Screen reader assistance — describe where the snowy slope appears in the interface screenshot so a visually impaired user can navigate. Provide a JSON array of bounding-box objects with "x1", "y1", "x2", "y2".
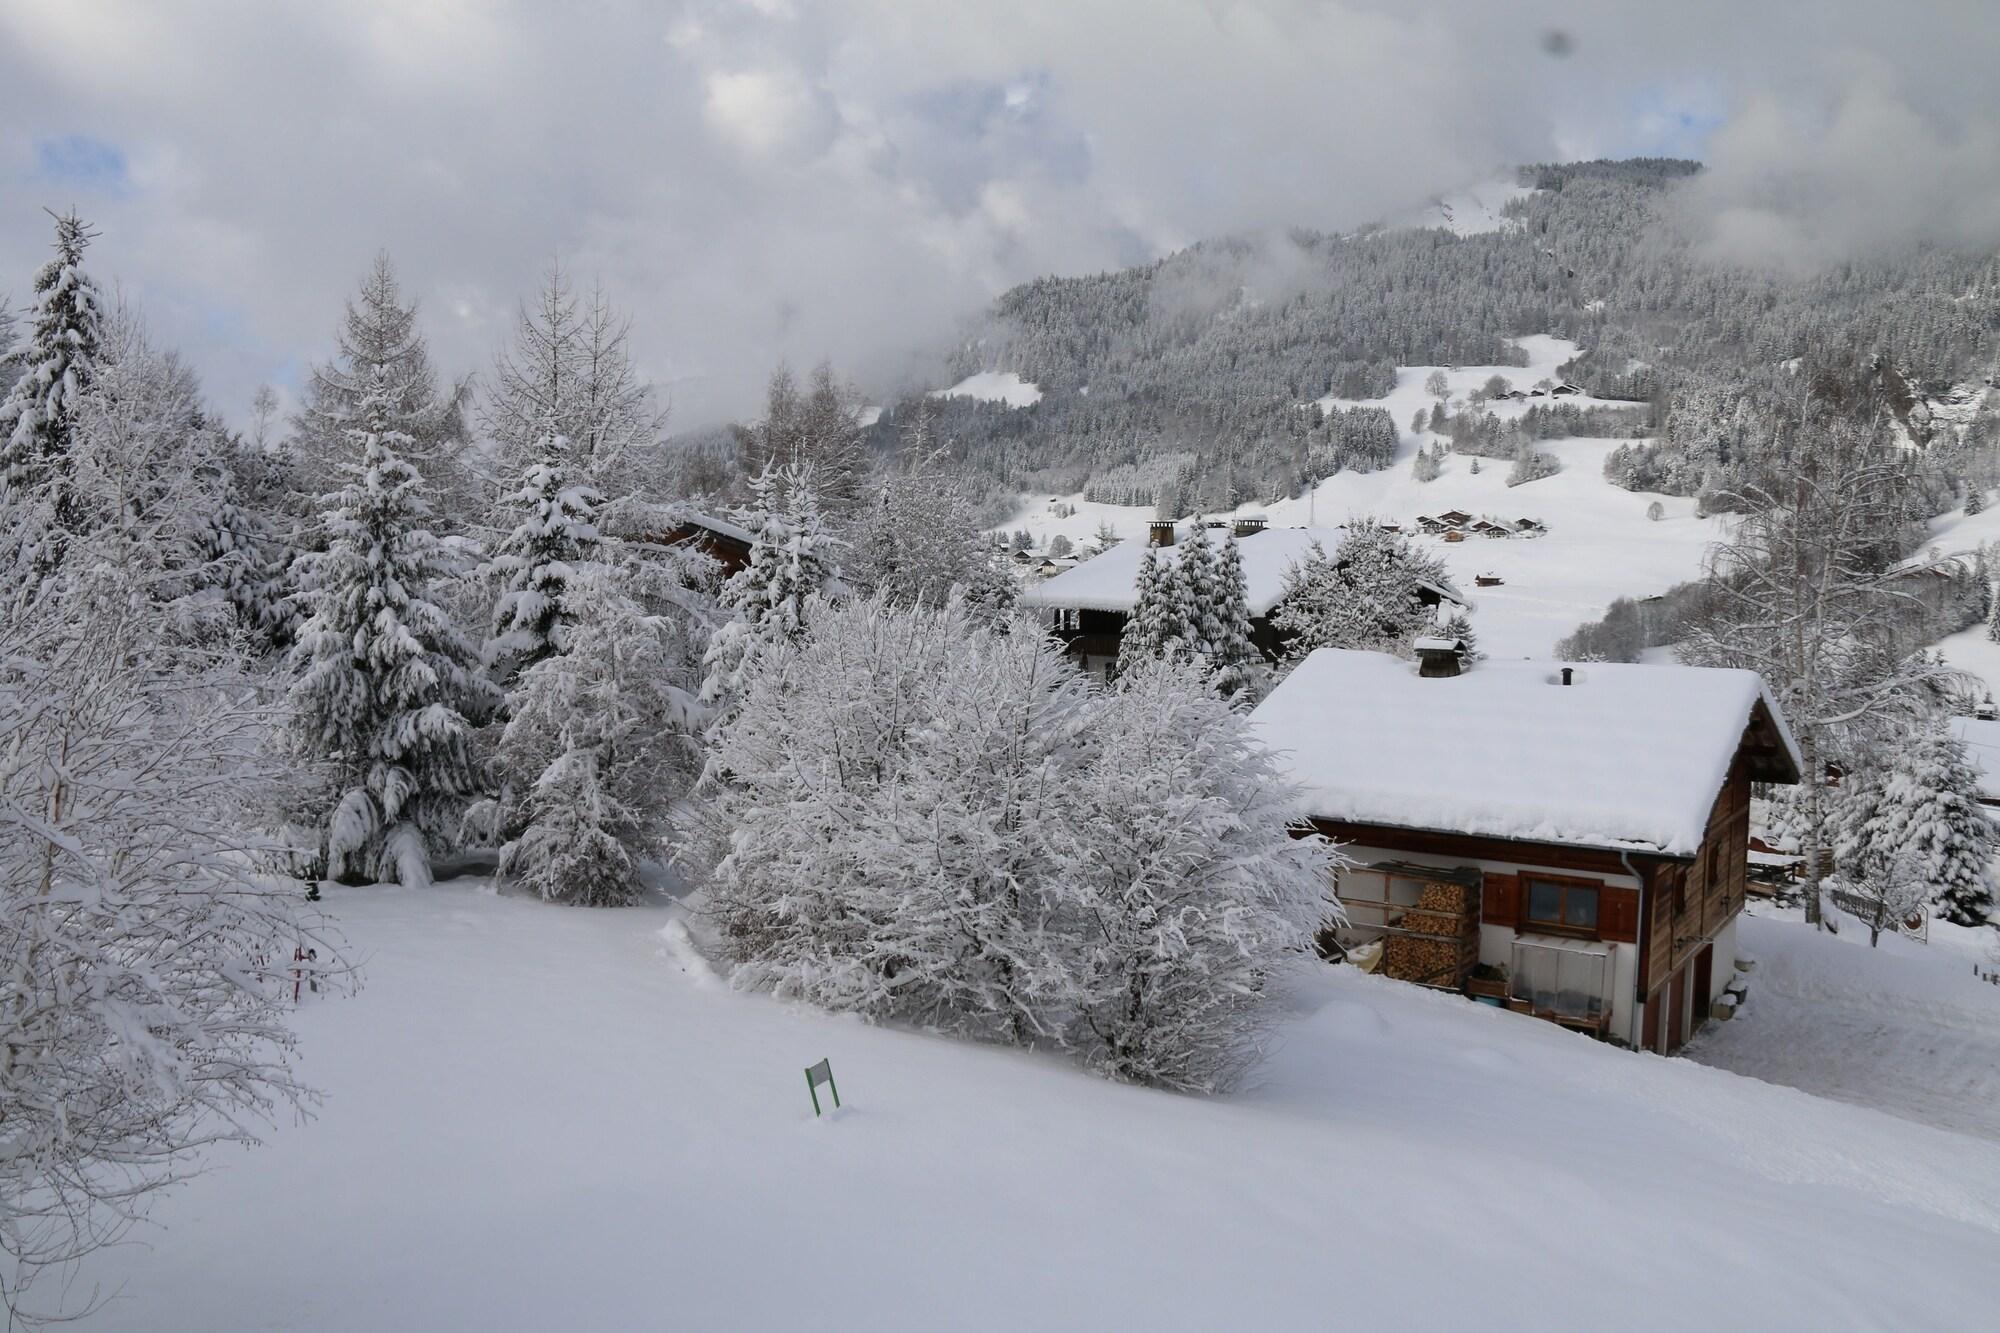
[
  {"x1": 1000, "y1": 337, "x2": 1723, "y2": 659},
  {"x1": 1913, "y1": 499, "x2": 2000, "y2": 701},
  {"x1": 1388, "y1": 178, "x2": 1538, "y2": 235},
  {"x1": 933, "y1": 370, "x2": 1043, "y2": 407},
  {"x1": 67, "y1": 882, "x2": 2000, "y2": 1331},
  {"x1": 1689, "y1": 906, "x2": 2000, "y2": 1143}
]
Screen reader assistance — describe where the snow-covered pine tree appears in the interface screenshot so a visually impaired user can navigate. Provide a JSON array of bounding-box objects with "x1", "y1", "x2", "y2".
[
  {"x1": 0, "y1": 210, "x2": 105, "y2": 544},
  {"x1": 495, "y1": 566, "x2": 703, "y2": 906},
  {"x1": 1861, "y1": 724, "x2": 1995, "y2": 927},
  {"x1": 1987, "y1": 572, "x2": 2000, "y2": 645},
  {"x1": 1176, "y1": 532, "x2": 1222, "y2": 659},
  {"x1": 288, "y1": 367, "x2": 497, "y2": 886},
  {"x1": 483, "y1": 414, "x2": 602, "y2": 683},
  {"x1": 1208, "y1": 530, "x2": 1262, "y2": 699},
  {"x1": 1273, "y1": 520, "x2": 1449, "y2": 659},
  {"x1": 698, "y1": 464, "x2": 837, "y2": 727},
  {"x1": 1966, "y1": 486, "x2": 1986, "y2": 516},
  {"x1": 1120, "y1": 540, "x2": 1197, "y2": 671},
  {"x1": 1442, "y1": 609, "x2": 1480, "y2": 665},
  {"x1": 204, "y1": 475, "x2": 297, "y2": 652},
  {"x1": 1059, "y1": 655, "x2": 1340, "y2": 1090}
]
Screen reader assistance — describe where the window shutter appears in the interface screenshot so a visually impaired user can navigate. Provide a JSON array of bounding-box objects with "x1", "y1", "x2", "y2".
[
  {"x1": 1601, "y1": 886, "x2": 1640, "y2": 943},
  {"x1": 1483, "y1": 873, "x2": 1519, "y2": 926}
]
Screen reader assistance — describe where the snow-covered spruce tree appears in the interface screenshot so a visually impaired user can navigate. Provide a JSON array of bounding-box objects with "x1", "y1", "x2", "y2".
[
  {"x1": 288, "y1": 368, "x2": 497, "y2": 886},
  {"x1": 697, "y1": 464, "x2": 837, "y2": 728},
  {"x1": 1986, "y1": 574, "x2": 2000, "y2": 646},
  {"x1": 1177, "y1": 532, "x2": 1222, "y2": 658},
  {"x1": 0, "y1": 210, "x2": 105, "y2": 545},
  {"x1": 1119, "y1": 541, "x2": 1194, "y2": 670},
  {"x1": 1858, "y1": 724, "x2": 1995, "y2": 927},
  {"x1": 482, "y1": 414, "x2": 602, "y2": 684},
  {"x1": 0, "y1": 537, "x2": 339, "y2": 1316},
  {"x1": 1207, "y1": 531, "x2": 1263, "y2": 699},
  {"x1": 494, "y1": 567, "x2": 704, "y2": 906},
  {"x1": 1442, "y1": 609, "x2": 1480, "y2": 665},
  {"x1": 291, "y1": 253, "x2": 473, "y2": 516},
  {"x1": 1967, "y1": 486, "x2": 1986, "y2": 516},
  {"x1": 1273, "y1": 520, "x2": 1450, "y2": 660},
  {"x1": 203, "y1": 466, "x2": 297, "y2": 653},
  {"x1": 1057, "y1": 655, "x2": 1340, "y2": 1091}
]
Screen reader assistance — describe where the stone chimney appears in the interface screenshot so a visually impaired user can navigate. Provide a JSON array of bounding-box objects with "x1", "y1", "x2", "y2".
[
  {"x1": 1414, "y1": 636, "x2": 1465, "y2": 678},
  {"x1": 1148, "y1": 520, "x2": 1177, "y2": 548},
  {"x1": 1233, "y1": 515, "x2": 1267, "y2": 538}
]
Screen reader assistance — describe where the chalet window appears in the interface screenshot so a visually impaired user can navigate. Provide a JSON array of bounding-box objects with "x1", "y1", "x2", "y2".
[
  {"x1": 1525, "y1": 878, "x2": 1599, "y2": 932},
  {"x1": 1671, "y1": 864, "x2": 1688, "y2": 914}
]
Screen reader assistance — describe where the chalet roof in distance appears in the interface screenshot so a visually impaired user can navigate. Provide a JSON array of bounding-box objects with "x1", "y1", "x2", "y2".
[
  {"x1": 1249, "y1": 649, "x2": 1803, "y2": 858},
  {"x1": 1019, "y1": 525, "x2": 1463, "y2": 617}
]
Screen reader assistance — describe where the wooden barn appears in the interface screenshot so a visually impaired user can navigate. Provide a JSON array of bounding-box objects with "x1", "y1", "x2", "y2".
[
  {"x1": 1249, "y1": 646, "x2": 1801, "y2": 1053},
  {"x1": 1021, "y1": 520, "x2": 1463, "y2": 679}
]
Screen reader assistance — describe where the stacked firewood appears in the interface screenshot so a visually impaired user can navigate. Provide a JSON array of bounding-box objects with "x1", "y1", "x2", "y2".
[{"x1": 1381, "y1": 881, "x2": 1476, "y2": 986}]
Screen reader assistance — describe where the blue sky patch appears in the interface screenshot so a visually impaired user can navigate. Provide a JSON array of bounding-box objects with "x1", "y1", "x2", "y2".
[{"x1": 33, "y1": 135, "x2": 132, "y2": 194}]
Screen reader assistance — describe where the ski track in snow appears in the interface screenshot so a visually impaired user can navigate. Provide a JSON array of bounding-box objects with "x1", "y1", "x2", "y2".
[{"x1": 66, "y1": 882, "x2": 2000, "y2": 1332}]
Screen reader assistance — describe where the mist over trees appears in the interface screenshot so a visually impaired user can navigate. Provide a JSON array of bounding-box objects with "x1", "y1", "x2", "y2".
[{"x1": 850, "y1": 159, "x2": 1997, "y2": 531}]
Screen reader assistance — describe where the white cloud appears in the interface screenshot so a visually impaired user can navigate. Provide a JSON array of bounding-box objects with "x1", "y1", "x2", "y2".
[{"x1": 1, "y1": 1, "x2": 1997, "y2": 428}]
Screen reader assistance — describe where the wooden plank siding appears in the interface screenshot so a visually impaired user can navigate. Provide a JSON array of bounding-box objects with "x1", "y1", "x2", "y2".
[{"x1": 1640, "y1": 754, "x2": 1750, "y2": 997}]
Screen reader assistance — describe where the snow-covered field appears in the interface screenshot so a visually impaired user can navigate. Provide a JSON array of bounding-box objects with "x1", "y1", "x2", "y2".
[
  {"x1": 934, "y1": 369, "x2": 1043, "y2": 407},
  {"x1": 66, "y1": 881, "x2": 2000, "y2": 1331},
  {"x1": 1916, "y1": 499, "x2": 2000, "y2": 701},
  {"x1": 1689, "y1": 906, "x2": 2000, "y2": 1144},
  {"x1": 1386, "y1": 178, "x2": 1538, "y2": 236},
  {"x1": 1001, "y1": 337, "x2": 1724, "y2": 658}
]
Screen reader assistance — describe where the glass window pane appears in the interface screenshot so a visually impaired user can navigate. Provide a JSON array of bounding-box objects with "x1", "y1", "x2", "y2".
[
  {"x1": 1565, "y1": 887, "x2": 1600, "y2": 929},
  {"x1": 1527, "y1": 880, "x2": 1561, "y2": 923}
]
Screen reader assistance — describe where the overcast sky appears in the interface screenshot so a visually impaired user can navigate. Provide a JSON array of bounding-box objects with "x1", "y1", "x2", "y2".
[{"x1": 4, "y1": 1, "x2": 1999, "y2": 430}]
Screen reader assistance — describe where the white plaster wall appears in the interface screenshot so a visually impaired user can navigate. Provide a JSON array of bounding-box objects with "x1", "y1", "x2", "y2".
[{"x1": 1709, "y1": 915, "x2": 1739, "y2": 1003}]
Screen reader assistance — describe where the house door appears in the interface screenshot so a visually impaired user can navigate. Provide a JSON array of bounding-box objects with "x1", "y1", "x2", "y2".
[
  {"x1": 1666, "y1": 967, "x2": 1687, "y2": 1052},
  {"x1": 1691, "y1": 945, "x2": 1714, "y2": 1030}
]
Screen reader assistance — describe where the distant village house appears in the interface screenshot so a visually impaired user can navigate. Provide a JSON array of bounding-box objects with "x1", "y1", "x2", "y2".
[{"x1": 1021, "y1": 520, "x2": 1463, "y2": 678}]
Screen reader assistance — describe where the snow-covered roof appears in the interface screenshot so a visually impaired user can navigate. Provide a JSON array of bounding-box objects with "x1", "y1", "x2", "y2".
[
  {"x1": 1023, "y1": 525, "x2": 1434, "y2": 618},
  {"x1": 1948, "y1": 717, "x2": 2000, "y2": 802},
  {"x1": 1249, "y1": 650, "x2": 1803, "y2": 858},
  {"x1": 683, "y1": 510, "x2": 754, "y2": 547}
]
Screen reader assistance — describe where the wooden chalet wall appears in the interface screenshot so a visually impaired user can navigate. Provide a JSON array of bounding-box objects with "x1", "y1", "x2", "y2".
[{"x1": 1636, "y1": 751, "x2": 1751, "y2": 1051}]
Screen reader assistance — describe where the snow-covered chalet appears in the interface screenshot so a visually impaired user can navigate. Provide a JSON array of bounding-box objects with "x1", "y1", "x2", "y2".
[
  {"x1": 1020, "y1": 519, "x2": 1463, "y2": 679},
  {"x1": 1249, "y1": 645, "x2": 1802, "y2": 1054}
]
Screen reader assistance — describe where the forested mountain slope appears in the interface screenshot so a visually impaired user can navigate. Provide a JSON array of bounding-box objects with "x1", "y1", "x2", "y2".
[{"x1": 892, "y1": 159, "x2": 2000, "y2": 517}]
